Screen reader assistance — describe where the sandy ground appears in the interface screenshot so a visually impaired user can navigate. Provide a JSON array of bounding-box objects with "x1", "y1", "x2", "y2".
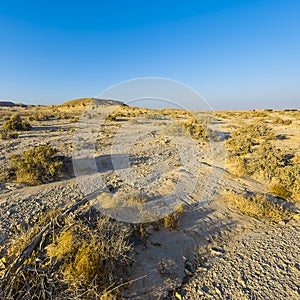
[{"x1": 0, "y1": 107, "x2": 299, "y2": 299}]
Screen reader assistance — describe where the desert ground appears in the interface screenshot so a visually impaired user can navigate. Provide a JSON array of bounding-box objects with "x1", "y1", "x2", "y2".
[{"x1": 0, "y1": 100, "x2": 299, "y2": 299}]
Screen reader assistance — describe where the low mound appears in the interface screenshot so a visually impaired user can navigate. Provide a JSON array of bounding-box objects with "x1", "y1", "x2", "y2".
[
  {"x1": 61, "y1": 97, "x2": 124, "y2": 107},
  {"x1": 0, "y1": 101, "x2": 27, "y2": 107}
]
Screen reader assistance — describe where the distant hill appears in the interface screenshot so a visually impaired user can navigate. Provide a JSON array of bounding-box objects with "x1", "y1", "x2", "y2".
[
  {"x1": 61, "y1": 98, "x2": 125, "y2": 107},
  {"x1": 0, "y1": 101, "x2": 28, "y2": 107}
]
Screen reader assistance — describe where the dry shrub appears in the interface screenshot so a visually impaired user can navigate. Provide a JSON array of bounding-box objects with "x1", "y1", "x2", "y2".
[
  {"x1": 144, "y1": 113, "x2": 166, "y2": 120},
  {"x1": 182, "y1": 116, "x2": 208, "y2": 140},
  {"x1": 223, "y1": 191, "x2": 291, "y2": 222},
  {"x1": 47, "y1": 230, "x2": 74, "y2": 259},
  {"x1": 162, "y1": 203, "x2": 185, "y2": 229},
  {"x1": 3, "y1": 144, "x2": 64, "y2": 185},
  {"x1": 6, "y1": 209, "x2": 62, "y2": 266},
  {"x1": 161, "y1": 108, "x2": 185, "y2": 118},
  {"x1": 47, "y1": 213, "x2": 133, "y2": 298},
  {"x1": 107, "y1": 114, "x2": 117, "y2": 121},
  {"x1": 226, "y1": 120, "x2": 299, "y2": 203},
  {"x1": 269, "y1": 184, "x2": 291, "y2": 199},
  {"x1": 226, "y1": 120, "x2": 275, "y2": 156},
  {"x1": 250, "y1": 111, "x2": 268, "y2": 118},
  {"x1": 2, "y1": 113, "x2": 31, "y2": 131},
  {"x1": 272, "y1": 117, "x2": 293, "y2": 125},
  {"x1": 162, "y1": 121, "x2": 187, "y2": 137},
  {"x1": 0, "y1": 130, "x2": 18, "y2": 140},
  {"x1": 226, "y1": 156, "x2": 248, "y2": 177},
  {"x1": 2, "y1": 209, "x2": 133, "y2": 299},
  {"x1": 249, "y1": 145, "x2": 299, "y2": 198},
  {"x1": 31, "y1": 113, "x2": 50, "y2": 121}
]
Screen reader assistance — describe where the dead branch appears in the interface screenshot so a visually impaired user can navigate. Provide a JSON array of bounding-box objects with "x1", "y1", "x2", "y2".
[{"x1": 0, "y1": 188, "x2": 103, "y2": 294}]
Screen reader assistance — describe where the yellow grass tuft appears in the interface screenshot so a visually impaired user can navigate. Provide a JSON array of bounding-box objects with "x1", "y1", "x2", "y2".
[{"x1": 222, "y1": 191, "x2": 291, "y2": 222}]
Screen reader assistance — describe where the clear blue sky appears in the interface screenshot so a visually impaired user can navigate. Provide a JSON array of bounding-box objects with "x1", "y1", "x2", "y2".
[{"x1": 0, "y1": 0, "x2": 299, "y2": 110}]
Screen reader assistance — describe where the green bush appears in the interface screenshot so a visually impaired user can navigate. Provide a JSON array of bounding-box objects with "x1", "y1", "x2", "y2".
[
  {"x1": 2, "y1": 114, "x2": 31, "y2": 131},
  {"x1": 4, "y1": 145, "x2": 64, "y2": 185}
]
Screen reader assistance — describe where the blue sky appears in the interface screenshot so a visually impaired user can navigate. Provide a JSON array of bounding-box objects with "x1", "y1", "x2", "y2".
[{"x1": 0, "y1": 0, "x2": 299, "y2": 109}]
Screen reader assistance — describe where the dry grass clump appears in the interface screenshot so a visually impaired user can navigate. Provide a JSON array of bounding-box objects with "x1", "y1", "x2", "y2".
[
  {"x1": 226, "y1": 120, "x2": 275, "y2": 156},
  {"x1": 161, "y1": 108, "x2": 185, "y2": 118},
  {"x1": 0, "y1": 130, "x2": 18, "y2": 140},
  {"x1": 106, "y1": 114, "x2": 117, "y2": 121},
  {"x1": 226, "y1": 120, "x2": 300, "y2": 201},
  {"x1": 144, "y1": 113, "x2": 166, "y2": 120},
  {"x1": 7, "y1": 209, "x2": 62, "y2": 261},
  {"x1": 162, "y1": 121, "x2": 188, "y2": 137},
  {"x1": 223, "y1": 191, "x2": 291, "y2": 222},
  {"x1": 269, "y1": 184, "x2": 291, "y2": 199},
  {"x1": 182, "y1": 116, "x2": 208, "y2": 140},
  {"x1": 161, "y1": 203, "x2": 185, "y2": 229},
  {"x1": 271, "y1": 117, "x2": 293, "y2": 125},
  {"x1": 47, "y1": 215, "x2": 132, "y2": 293},
  {"x1": 161, "y1": 114, "x2": 215, "y2": 141},
  {"x1": 104, "y1": 106, "x2": 145, "y2": 121},
  {"x1": 1, "y1": 208, "x2": 133, "y2": 299},
  {"x1": 248, "y1": 145, "x2": 299, "y2": 200},
  {"x1": 250, "y1": 111, "x2": 269, "y2": 118},
  {"x1": 2, "y1": 113, "x2": 31, "y2": 131},
  {"x1": 2, "y1": 144, "x2": 64, "y2": 185},
  {"x1": 27, "y1": 112, "x2": 53, "y2": 121}
]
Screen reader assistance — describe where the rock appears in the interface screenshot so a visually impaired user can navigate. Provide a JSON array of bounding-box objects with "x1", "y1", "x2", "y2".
[
  {"x1": 16, "y1": 221, "x2": 27, "y2": 232},
  {"x1": 184, "y1": 268, "x2": 193, "y2": 276},
  {"x1": 278, "y1": 220, "x2": 286, "y2": 226},
  {"x1": 210, "y1": 247, "x2": 225, "y2": 255}
]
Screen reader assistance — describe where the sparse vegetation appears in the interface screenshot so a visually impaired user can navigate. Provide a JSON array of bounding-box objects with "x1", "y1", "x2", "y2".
[
  {"x1": 222, "y1": 191, "x2": 291, "y2": 222},
  {"x1": 2, "y1": 144, "x2": 64, "y2": 185},
  {"x1": 226, "y1": 120, "x2": 299, "y2": 201},
  {"x1": 2, "y1": 207, "x2": 133, "y2": 299},
  {"x1": 47, "y1": 214, "x2": 132, "y2": 295},
  {"x1": 2, "y1": 113, "x2": 31, "y2": 131},
  {"x1": 0, "y1": 105, "x2": 299, "y2": 299},
  {"x1": 0, "y1": 130, "x2": 18, "y2": 140},
  {"x1": 226, "y1": 120, "x2": 275, "y2": 156},
  {"x1": 107, "y1": 114, "x2": 117, "y2": 121},
  {"x1": 182, "y1": 116, "x2": 208, "y2": 140},
  {"x1": 272, "y1": 117, "x2": 293, "y2": 125},
  {"x1": 269, "y1": 184, "x2": 291, "y2": 199},
  {"x1": 162, "y1": 203, "x2": 185, "y2": 229}
]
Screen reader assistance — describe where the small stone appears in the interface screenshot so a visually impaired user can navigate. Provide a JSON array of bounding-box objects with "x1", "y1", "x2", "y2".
[
  {"x1": 16, "y1": 221, "x2": 27, "y2": 232},
  {"x1": 184, "y1": 268, "x2": 193, "y2": 276},
  {"x1": 210, "y1": 247, "x2": 225, "y2": 255}
]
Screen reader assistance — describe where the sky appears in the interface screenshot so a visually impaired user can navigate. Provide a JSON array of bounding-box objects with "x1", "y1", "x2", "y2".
[{"x1": 0, "y1": 0, "x2": 299, "y2": 110}]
